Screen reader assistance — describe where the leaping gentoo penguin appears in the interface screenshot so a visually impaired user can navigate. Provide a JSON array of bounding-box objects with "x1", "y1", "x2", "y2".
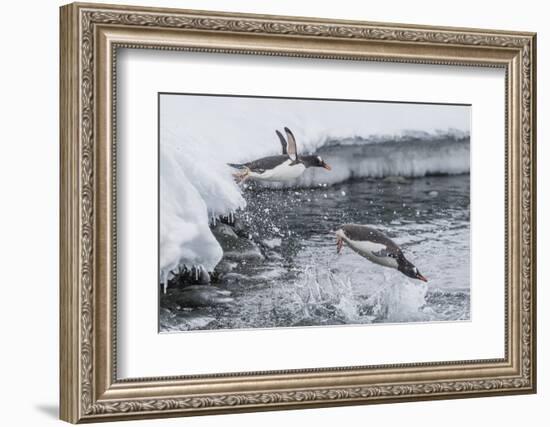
[
  {"x1": 336, "y1": 224, "x2": 428, "y2": 282},
  {"x1": 228, "y1": 127, "x2": 331, "y2": 184}
]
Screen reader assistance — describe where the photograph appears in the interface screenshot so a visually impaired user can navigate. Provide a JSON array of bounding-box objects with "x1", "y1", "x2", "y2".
[
  {"x1": 158, "y1": 93, "x2": 471, "y2": 332},
  {"x1": 55, "y1": 2, "x2": 536, "y2": 422}
]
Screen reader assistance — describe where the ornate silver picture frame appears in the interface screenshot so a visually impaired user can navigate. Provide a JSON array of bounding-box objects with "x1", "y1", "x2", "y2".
[{"x1": 60, "y1": 2, "x2": 536, "y2": 423}]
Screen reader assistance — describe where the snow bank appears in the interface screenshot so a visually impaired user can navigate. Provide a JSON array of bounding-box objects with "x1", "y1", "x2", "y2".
[{"x1": 159, "y1": 135, "x2": 245, "y2": 281}]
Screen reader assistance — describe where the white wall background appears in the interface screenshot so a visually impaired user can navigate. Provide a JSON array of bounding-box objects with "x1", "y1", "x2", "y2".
[{"x1": 0, "y1": 0, "x2": 545, "y2": 425}]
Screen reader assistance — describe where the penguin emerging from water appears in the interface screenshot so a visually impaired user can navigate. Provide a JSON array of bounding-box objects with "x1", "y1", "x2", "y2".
[
  {"x1": 228, "y1": 127, "x2": 331, "y2": 184},
  {"x1": 335, "y1": 224, "x2": 428, "y2": 282}
]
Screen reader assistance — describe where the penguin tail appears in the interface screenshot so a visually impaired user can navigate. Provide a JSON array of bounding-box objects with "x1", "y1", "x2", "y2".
[{"x1": 227, "y1": 163, "x2": 246, "y2": 169}]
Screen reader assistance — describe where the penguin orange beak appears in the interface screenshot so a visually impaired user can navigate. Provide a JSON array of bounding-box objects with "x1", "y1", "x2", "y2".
[
  {"x1": 323, "y1": 162, "x2": 332, "y2": 171},
  {"x1": 416, "y1": 272, "x2": 428, "y2": 282}
]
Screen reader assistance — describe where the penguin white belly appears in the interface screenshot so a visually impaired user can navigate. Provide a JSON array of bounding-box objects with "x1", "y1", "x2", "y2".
[
  {"x1": 346, "y1": 239, "x2": 399, "y2": 269},
  {"x1": 250, "y1": 160, "x2": 306, "y2": 182}
]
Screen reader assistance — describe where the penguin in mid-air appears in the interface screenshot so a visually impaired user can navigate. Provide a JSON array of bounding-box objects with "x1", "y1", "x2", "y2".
[
  {"x1": 336, "y1": 224, "x2": 428, "y2": 282},
  {"x1": 229, "y1": 127, "x2": 331, "y2": 184}
]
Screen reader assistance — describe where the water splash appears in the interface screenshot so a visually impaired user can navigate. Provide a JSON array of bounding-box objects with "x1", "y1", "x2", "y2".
[
  {"x1": 363, "y1": 274, "x2": 429, "y2": 323},
  {"x1": 286, "y1": 259, "x2": 430, "y2": 326},
  {"x1": 289, "y1": 264, "x2": 360, "y2": 325}
]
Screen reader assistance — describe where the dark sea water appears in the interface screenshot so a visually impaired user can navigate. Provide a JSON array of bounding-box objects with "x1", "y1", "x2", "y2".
[{"x1": 160, "y1": 174, "x2": 471, "y2": 332}]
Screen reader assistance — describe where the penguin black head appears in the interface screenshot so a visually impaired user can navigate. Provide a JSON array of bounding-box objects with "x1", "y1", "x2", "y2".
[
  {"x1": 302, "y1": 155, "x2": 332, "y2": 170},
  {"x1": 398, "y1": 258, "x2": 427, "y2": 282}
]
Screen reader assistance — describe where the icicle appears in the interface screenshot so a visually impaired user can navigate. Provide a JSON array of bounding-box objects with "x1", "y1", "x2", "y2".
[
  {"x1": 162, "y1": 270, "x2": 168, "y2": 294},
  {"x1": 199, "y1": 265, "x2": 211, "y2": 284}
]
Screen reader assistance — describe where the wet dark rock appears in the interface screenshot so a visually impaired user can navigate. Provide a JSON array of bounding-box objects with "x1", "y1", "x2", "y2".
[
  {"x1": 383, "y1": 176, "x2": 411, "y2": 185},
  {"x1": 160, "y1": 311, "x2": 216, "y2": 331},
  {"x1": 172, "y1": 285, "x2": 234, "y2": 308},
  {"x1": 160, "y1": 291, "x2": 181, "y2": 311},
  {"x1": 232, "y1": 217, "x2": 248, "y2": 235},
  {"x1": 167, "y1": 265, "x2": 211, "y2": 289},
  {"x1": 221, "y1": 272, "x2": 248, "y2": 286},
  {"x1": 212, "y1": 223, "x2": 264, "y2": 262},
  {"x1": 216, "y1": 259, "x2": 238, "y2": 274},
  {"x1": 212, "y1": 222, "x2": 238, "y2": 239},
  {"x1": 160, "y1": 307, "x2": 176, "y2": 319}
]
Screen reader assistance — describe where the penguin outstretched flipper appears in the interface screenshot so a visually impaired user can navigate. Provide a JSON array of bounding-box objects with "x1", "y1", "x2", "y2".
[
  {"x1": 275, "y1": 130, "x2": 288, "y2": 155},
  {"x1": 284, "y1": 127, "x2": 298, "y2": 161}
]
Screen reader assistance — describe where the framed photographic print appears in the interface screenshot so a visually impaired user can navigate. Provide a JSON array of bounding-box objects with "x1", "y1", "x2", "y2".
[{"x1": 60, "y1": 2, "x2": 537, "y2": 423}]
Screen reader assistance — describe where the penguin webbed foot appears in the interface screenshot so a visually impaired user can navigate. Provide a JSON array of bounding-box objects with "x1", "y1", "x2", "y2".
[
  {"x1": 336, "y1": 236, "x2": 344, "y2": 254},
  {"x1": 232, "y1": 167, "x2": 250, "y2": 185}
]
